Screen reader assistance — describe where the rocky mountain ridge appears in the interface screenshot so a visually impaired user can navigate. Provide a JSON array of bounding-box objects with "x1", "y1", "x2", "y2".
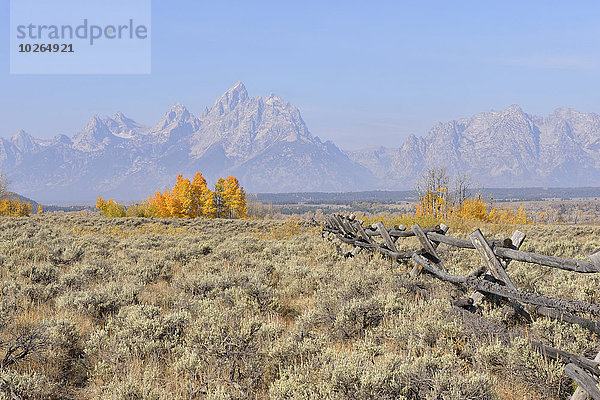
[
  {"x1": 347, "y1": 105, "x2": 600, "y2": 189},
  {"x1": 0, "y1": 82, "x2": 373, "y2": 202},
  {"x1": 4, "y1": 83, "x2": 600, "y2": 203}
]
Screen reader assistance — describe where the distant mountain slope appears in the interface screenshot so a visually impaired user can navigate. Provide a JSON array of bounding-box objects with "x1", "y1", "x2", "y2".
[
  {"x1": 0, "y1": 83, "x2": 374, "y2": 202},
  {"x1": 347, "y1": 105, "x2": 600, "y2": 189}
]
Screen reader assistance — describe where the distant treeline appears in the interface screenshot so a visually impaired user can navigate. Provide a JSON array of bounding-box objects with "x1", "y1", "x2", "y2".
[{"x1": 255, "y1": 187, "x2": 600, "y2": 205}]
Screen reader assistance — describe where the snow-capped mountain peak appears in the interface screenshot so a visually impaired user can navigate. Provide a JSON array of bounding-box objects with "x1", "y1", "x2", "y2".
[
  {"x1": 0, "y1": 83, "x2": 373, "y2": 201},
  {"x1": 212, "y1": 81, "x2": 249, "y2": 116}
]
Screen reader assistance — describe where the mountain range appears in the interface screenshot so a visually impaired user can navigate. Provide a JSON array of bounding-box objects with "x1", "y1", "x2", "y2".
[
  {"x1": 2, "y1": 82, "x2": 600, "y2": 202},
  {"x1": 0, "y1": 82, "x2": 372, "y2": 202},
  {"x1": 347, "y1": 105, "x2": 600, "y2": 189}
]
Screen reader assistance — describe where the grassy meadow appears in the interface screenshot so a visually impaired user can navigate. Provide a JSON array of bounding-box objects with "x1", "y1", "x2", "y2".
[{"x1": 0, "y1": 215, "x2": 599, "y2": 399}]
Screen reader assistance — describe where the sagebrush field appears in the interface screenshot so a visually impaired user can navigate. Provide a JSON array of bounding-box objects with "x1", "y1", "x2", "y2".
[{"x1": 1, "y1": 215, "x2": 599, "y2": 399}]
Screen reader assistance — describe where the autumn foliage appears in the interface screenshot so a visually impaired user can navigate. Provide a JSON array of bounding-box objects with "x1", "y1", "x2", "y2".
[
  {"x1": 0, "y1": 197, "x2": 32, "y2": 217},
  {"x1": 97, "y1": 172, "x2": 247, "y2": 219},
  {"x1": 413, "y1": 168, "x2": 531, "y2": 225},
  {"x1": 416, "y1": 190, "x2": 530, "y2": 224},
  {"x1": 96, "y1": 196, "x2": 126, "y2": 218},
  {"x1": 415, "y1": 188, "x2": 448, "y2": 219}
]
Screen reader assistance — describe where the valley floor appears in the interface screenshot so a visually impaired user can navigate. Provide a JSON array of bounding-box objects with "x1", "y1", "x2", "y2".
[{"x1": 0, "y1": 215, "x2": 599, "y2": 399}]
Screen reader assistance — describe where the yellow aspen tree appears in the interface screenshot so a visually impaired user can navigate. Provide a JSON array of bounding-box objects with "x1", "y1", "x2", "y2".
[
  {"x1": 152, "y1": 190, "x2": 171, "y2": 217},
  {"x1": 234, "y1": 186, "x2": 247, "y2": 218},
  {"x1": 224, "y1": 175, "x2": 241, "y2": 218},
  {"x1": 164, "y1": 189, "x2": 184, "y2": 218},
  {"x1": 214, "y1": 178, "x2": 226, "y2": 218},
  {"x1": 0, "y1": 198, "x2": 31, "y2": 217},
  {"x1": 143, "y1": 196, "x2": 158, "y2": 217},
  {"x1": 202, "y1": 187, "x2": 216, "y2": 218},
  {"x1": 37, "y1": 204, "x2": 43, "y2": 215},
  {"x1": 22, "y1": 201, "x2": 32, "y2": 216},
  {"x1": 172, "y1": 174, "x2": 194, "y2": 217},
  {"x1": 18, "y1": 200, "x2": 32, "y2": 216},
  {"x1": 417, "y1": 188, "x2": 448, "y2": 218},
  {"x1": 96, "y1": 196, "x2": 107, "y2": 213},
  {"x1": 192, "y1": 172, "x2": 209, "y2": 218},
  {"x1": 454, "y1": 196, "x2": 489, "y2": 221},
  {"x1": 104, "y1": 199, "x2": 126, "y2": 217}
]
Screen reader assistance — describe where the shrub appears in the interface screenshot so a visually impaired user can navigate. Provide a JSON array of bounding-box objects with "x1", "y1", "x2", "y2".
[
  {"x1": 19, "y1": 263, "x2": 58, "y2": 285},
  {"x1": 271, "y1": 352, "x2": 494, "y2": 400},
  {"x1": 179, "y1": 305, "x2": 275, "y2": 394},
  {"x1": 133, "y1": 259, "x2": 174, "y2": 285},
  {"x1": 42, "y1": 319, "x2": 87, "y2": 386},
  {"x1": 333, "y1": 297, "x2": 385, "y2": 339},
  {"x1": 0, "y1": 370, "x2": 59, "y2": 400},
  {"x1": 175, "y1": 272, "x2": 280, "y2": 313},
  {"x1": 60, "y1": 262, "x2": 113, "y2": 290},
  {"x1": 48, "y1": 244, "x2": 84, "y2": 266},
  {"x1": 57, "y1": 282, "x2": 139, "y2": 320},
  {"x1": 86, "y1": 305, "x2": 189, "y2": 365},
  {"x1": 97, "y1": 365, "x2": 162, "y2": 400}
]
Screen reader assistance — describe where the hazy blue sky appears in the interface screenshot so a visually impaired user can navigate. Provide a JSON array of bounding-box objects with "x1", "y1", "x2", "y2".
[{"x1": 3, "y1": 1, "x2": 600, "y2": 149}]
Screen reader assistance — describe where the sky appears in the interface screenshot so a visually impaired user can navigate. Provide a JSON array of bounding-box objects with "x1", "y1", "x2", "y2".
[{"x1": 3, "y1": 1, "x2": 600, "y2": 150}]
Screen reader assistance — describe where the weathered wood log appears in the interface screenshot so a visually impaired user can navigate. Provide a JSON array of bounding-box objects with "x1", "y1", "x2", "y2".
[
  {"x1": 366, "y1": 225, "x2": 441, "y2": 238},
  {"x1": 413, "y1": 224, "x2": 446, "y2": 266},
  {"x1": 411, "y1": 224, "x2": 449, "y2": 276},
  {"x1": 470, "y1": 229, "x2": 516, "y2": 290},
  {"x1": 327, "y1": 215, "x2": 345, "y2": 233},
  {"x1": 376, "y1": 221, "x2": 398, "y2": 252},
  {"x1": 334, "y1": 234, "x2": 424, "y2": 260},
  {"x1": 391, "y1": 225, "x2": 406, "y2": 243},
  {"x1": 493, "y1": 247, "x2": 600, "y2": 273},
  {"x1": 335, "y1": 215, "x2": 355, "y2": 235},
  {"x1": 475, "y1": 281, "x2": 600, "y2": 317},
  {"x1": 426, "y1": 227, "x2": 600, "y2": 273},
  {"x1": 471, "y1": 229, "x2": 526, "y2": 308},
  {"x1": 328, "y1": 217, "x2": 600, "y2": 273},
  {"x1": 452, "y1": 297, "x2": 474, "y2": 308},
  {"x1": 411, "y1": 224, "x2": 447, "y2": 276},
  {"x1": 573, "y1": 352, "x2": 600, "y2": 400},
  {"x1": 501, "y1": 230, "x2": 526, "y2": 270},
  {"x1": 589, "y1": 251, "x2": 600, "y2": 270},
  {"x1": 353, "y1": 221, "x2": 373, "y2": 243},
  {"x1": 530, "y1": 341, "x2": 600, "y2": 377},
  {"x1": 510, "y1": 230, "x2": 527, "y2": 250},
  {"x1": 430, "y1": 223, "x2": 450, "y2": 245},
  {"x1": 338, "y1": 215, "x2": 354, "y2": 234},
  {"x1": 426, "y1": 232, "x2": 513, "y2": 249},
  {"x1": 565, "y1": 364, "x2": 600, "y2": 400},
  {"x1": 411, "y1": 254, "x2": 600, "y2": 317},
  {"x1": 528, "y1": 306, "x2": 600, "y2": 333}
]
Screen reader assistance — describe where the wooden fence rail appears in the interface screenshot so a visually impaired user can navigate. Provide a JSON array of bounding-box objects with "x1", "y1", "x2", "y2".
[{"x1": 321, "y1": 214, "x2": 600, "y2": 400}]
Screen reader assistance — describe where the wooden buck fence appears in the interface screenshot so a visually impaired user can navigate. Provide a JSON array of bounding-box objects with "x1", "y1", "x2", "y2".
[{"x1": 321, "y1": 214, "x2": 600, "y2": 400}]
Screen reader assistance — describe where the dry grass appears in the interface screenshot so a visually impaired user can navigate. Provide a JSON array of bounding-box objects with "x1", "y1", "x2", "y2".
[{"x1": 0, "y1": 215, "x2": 597, "y2": 399}]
